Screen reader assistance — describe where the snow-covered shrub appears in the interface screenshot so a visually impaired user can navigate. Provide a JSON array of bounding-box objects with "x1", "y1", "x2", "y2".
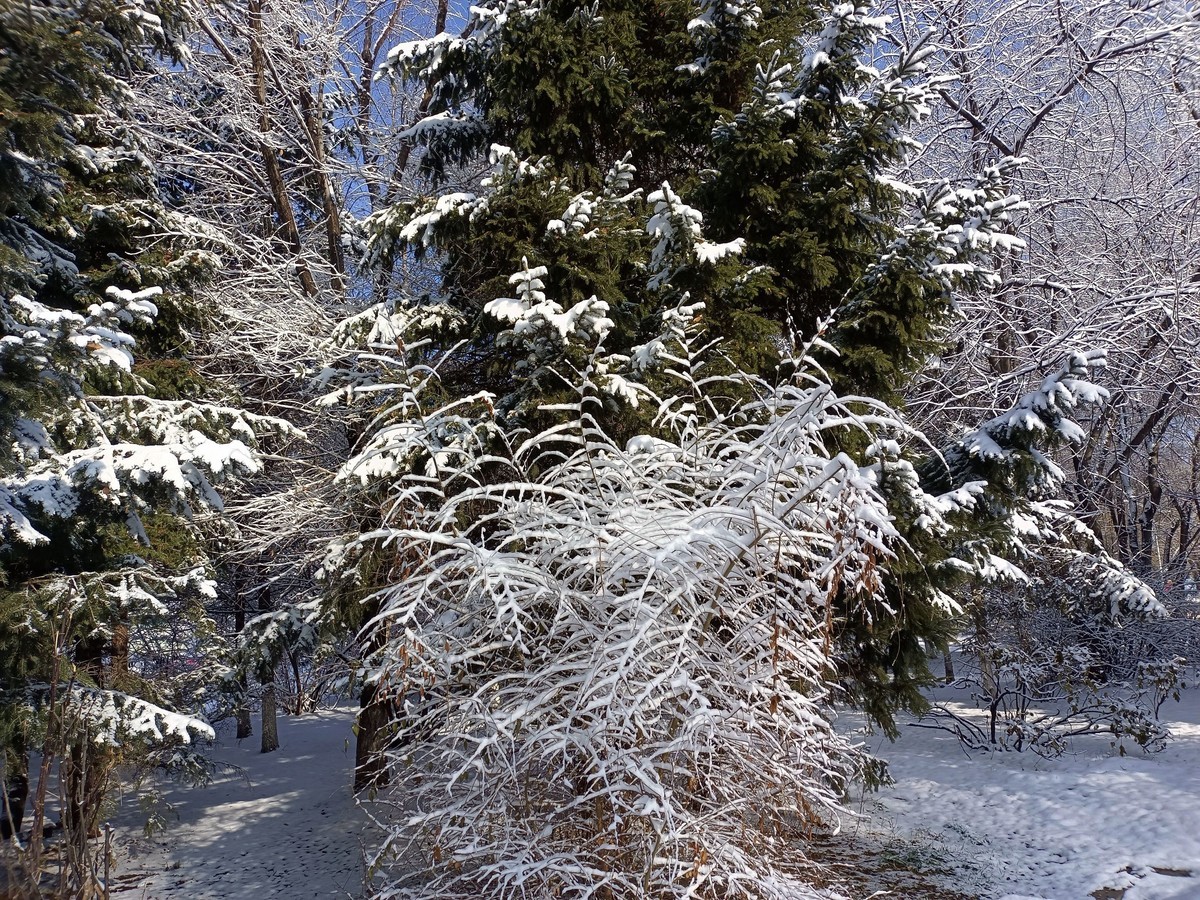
[
  {"x1": 924, "y1": 638, "x2": 1182, "y2": 757},
  {"x1": 922, "y1": 569, "x2": 1187, "y2": 758},
  {"x1": 337, "y1": 0, "x2": 1174, "y2": 887},
  {"x1": 331, "y1": 311, "x2": 911, "y2": 900}
]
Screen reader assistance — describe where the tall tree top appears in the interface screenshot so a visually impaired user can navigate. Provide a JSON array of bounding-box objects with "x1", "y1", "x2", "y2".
[{"x1": 374, "y1": 0, "x2": 1022, "y2": 402}]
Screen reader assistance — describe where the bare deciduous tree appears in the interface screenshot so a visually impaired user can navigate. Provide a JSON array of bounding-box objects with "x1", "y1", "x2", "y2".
[{"x1": 895, "y1": 0, "x2": 1200, "y2": 577}]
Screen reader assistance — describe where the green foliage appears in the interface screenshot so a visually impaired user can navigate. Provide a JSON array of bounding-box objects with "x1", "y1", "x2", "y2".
[
  {"x1": 0, "y1": 0, "x2": 275, "y2": 855},
  {"x1": 0, "y1": 0, "x2": 189, "y2": 294},
  {"x1": 363, "y1": 0, "x2": 1034, "y2": 733},
  {"x1": 380, "y1": 0, "x2": 976, "y2": 395},
  {"x1": 97, "y1": 511, "x2": 206, "y2": 570},
  {"x1": 132, "y1": 358, "x2": 212, "y2": 402}
]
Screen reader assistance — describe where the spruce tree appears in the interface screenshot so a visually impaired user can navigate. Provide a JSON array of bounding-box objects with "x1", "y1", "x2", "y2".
[
  {"x1": 373, "y1": 1, "x2": 1017, "y2": 395},
  {"x1": 0, "y1": 0, "x2": 286, "y2": 858},
  {"x1": 360, "y1": 0, "x2": 1027, "y2": 729},
  {"x1": 320, "y1": 1, "x2": 1165, "y2": 894}
]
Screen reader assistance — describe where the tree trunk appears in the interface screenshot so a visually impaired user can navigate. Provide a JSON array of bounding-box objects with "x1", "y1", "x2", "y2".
[
  {"x1": 296, "y1": 85, "x2": 346, "y2": 295},
  {"x1": 236, "y1": 679, "x2": 254, "y2": 740},
  {"x1": 353, "y1": 680, "x2": 391, "y2": 793},
  {"x1": 234, "y1": 594, "x2": 252, "y2": 739},
  {"x1": 258, "y1": 582, "x2": 280, "y2": 753},
  {"x1": 972, "y1": 587, "x2": 997, "y2": 697},
  {"x1": 353, "y1": 589, "x2": 394, "y2": 793},
  {"x1": 261, "y1": 678, "x2": 280, "y2": 754},
  {"x1": 1137, "y1": 441, "x2": 1162, "y2": 573},
  {"x1": 290, "y1": 651, "x2": 305, "y2": 715},
  {"x1": 232, "y1": 684, "x2": 254, "y2": 740},
  {"x1": 247, "y1": 0, "x2": 318, "y2": 297},
  {"x1": 1, "y1": 739, "x2": 29, "y2": 840}
]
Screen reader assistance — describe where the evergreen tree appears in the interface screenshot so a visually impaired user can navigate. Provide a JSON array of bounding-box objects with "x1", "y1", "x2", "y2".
[
  {"x1": 359, "y1": 0, "x2": 1030, "y2": 730},
  {"x1": 319, "y1": 0, "x2": 1165, "y2": 894},
  {"x1": 372, "y1": 1, "x2": 1017, "y2": 396},
  {"x1": 0, "y1": 0, "x2": 287, "y2": 866}
]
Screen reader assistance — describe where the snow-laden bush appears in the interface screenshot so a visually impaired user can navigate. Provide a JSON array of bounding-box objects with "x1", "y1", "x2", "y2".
[
  {"x1": 332, "y1": 311, "x2": 907, "y2": 900},
  {"x1": 921, "y1": 574, "x2": 1188, "y2": 758}
]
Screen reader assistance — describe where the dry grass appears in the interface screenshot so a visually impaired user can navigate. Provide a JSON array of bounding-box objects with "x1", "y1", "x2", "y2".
[{"x1": 801, "y1": 832, "x2": 980, "y2": 899}]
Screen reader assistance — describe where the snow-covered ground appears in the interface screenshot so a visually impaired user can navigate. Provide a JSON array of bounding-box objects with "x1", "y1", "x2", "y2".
[
  {"x1": 109, "y1": 707, "x2": 370, "y2": 899},
  {"x1": 855, "y1": 683, "x2": 1200, "y2": 900},
  {"x1": 101, "y1": 689, "x2": 1200, "y2": 900}
]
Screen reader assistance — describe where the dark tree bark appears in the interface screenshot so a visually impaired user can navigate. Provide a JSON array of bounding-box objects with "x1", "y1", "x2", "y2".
[
  {"x1": 290, "y1": 651, "x2": 305, "y2": 715},
  {"x1": 237, "y1": 679, "x2": 254, "y2": 740},
  {"x1": 1, "y1": 739, "x2": 29, "y2": 840},
  {"x1": 261, "y1": 678, "x2": 280, "y2": 754},
  {"x1": 296, "y1": 84, "x2": 346, "y2": 295},
  {"x1": 234, "y1": 591, "x2": 253, "y2": 739},
  {"x1": 246, "y1": 0, "x2": 318, "y2": 297},
  {"x1": 1137, "y1": 441, "x2": 1163, "y2": 572},
  {"x1": 259, "y1": 587, "x2": 280, "y2": 753},
  {"x1": 353, "y1": 679, "x2": 391, "y2": 793},
  {"x1": 236, "y1": 679, "x2": 254, "y2": 740},
  {"x1": 942, "y1": 648, "x2": 956, "y2": 684},
  {"x1": 353, "y1": 583, "x2": 395, "y2": 793}
]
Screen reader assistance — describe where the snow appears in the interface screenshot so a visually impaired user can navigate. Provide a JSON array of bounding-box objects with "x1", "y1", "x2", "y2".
[
  {"x1": 90, "y1": 673, "x2": 1200, "y2": 900},
  {"x1": 854, "y1": 677, "x2": 1200, "y2": 900},
  {"x1": 110, "y1": 707, "x2": 372, "y2": 899},
  {"x1": 396, "y1": 192, "x2": 481, "y2": 247},
  {"x1": 546, "y1": 194, "x2": 598, "y2": 236},
  {"x1": 695, "y1": 237, "x2": 746, "y2": 263},
  {"x1": 484, "y1": 259, "x2": 613, "y2": 347},
  {"x1": 78, "y1": 689, "x2": 215, "y2": 748}
]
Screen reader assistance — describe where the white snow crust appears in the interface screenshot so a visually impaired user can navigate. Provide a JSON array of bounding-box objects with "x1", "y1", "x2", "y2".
[
  {"x1": 110, "y1": 707, "x2": 372, "y2": 899},
  {"x1": 858, "y1": 674, "x2": 1200, "y2": 899},
  {"x1": 100, "y1": 681, "x2": 1200, "y2": 899}
]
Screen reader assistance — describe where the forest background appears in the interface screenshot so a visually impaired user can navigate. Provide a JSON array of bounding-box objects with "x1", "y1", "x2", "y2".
[{"x1": 1, "y1": 0, "x2": 1198, "y2": 896}]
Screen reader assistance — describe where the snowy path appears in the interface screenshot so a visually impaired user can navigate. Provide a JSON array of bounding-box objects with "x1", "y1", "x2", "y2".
[
  {"x1": 857, "y1": 688, "x2": 1200, "y2": 900},
  {"x1": 109, "y1": 707, "x2": 371, "y2": 900}
]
